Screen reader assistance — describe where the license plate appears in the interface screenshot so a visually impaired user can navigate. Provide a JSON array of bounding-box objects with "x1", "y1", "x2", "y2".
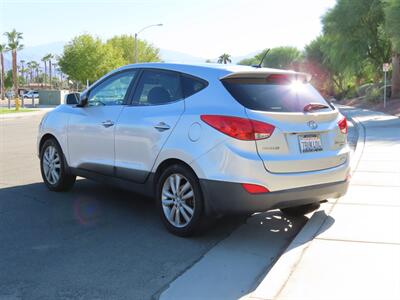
[{"x1": 298, "y1": 134, "x2": 323, "y2": 153}]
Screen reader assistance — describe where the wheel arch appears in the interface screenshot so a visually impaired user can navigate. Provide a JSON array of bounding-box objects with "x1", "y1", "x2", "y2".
[
  {"x1": 153, "y1": 158, "x2": 198, "y2": 187},
  {"x1": 39, "y1": 133, "x2": 67, "y2": 163},
  {"x1": 153, "y1": 158, "x2": 213, "y2": 219},
  {"x1": 39, "y1": 133, "x2": 58, "y2": 151}
]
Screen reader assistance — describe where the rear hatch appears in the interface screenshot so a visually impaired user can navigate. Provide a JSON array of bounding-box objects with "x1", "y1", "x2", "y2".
[{"x1": 221, "y1": 70, "x2": 348, "y2": 174}]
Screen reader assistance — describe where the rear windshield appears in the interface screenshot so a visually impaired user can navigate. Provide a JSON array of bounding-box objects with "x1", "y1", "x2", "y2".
[{"x1": 222, "y1": 78, "x2": 332, "y2": 112}]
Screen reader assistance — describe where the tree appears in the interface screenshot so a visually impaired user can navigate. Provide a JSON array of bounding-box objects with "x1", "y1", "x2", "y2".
[
  {"x1": 238, "y1": 57, "x2": 258, "y2": 66},
  {"x1": 106, "y1": 34, "x2": 161, "y2": 64},
  {"x1": 26, "y1": 61, "x2": 35, "y2": 83},
  {"x1": 46, "y1": 54, "x2": 54, "y2": 88},
  {"x1": 42, "y1": 53, "x2": 52, "y2": 85},
  {"x1": 20, "y1": 59, "x2": 26, "y2": 85},
  {"x1": 0, "y1": 43, "x2": 6, "y2": 100},
  {"x1": 322, "y1": 0, "x2": 391, "y2": 78},
  {"x1": 4, "y1": 29, "x2": 23, "y2": 106},
  {"x1": 59, "y1": 34, "x2": 124, "y2": 84},
  {"x1": 51, "y1": 62, "x2": 58, "y2": 86},
  {"x1": 218, "y1": 53, "x2": 232, "y2": 64},
  {"x1": 385, "y1": 0, "x2": 400, "y2": 98},
  {"x1": 4, "y1": 70, "x2": 13, "y2": 89},
  {"x1": 264, "y1": 47, "x2": 302, "y2": 69},
  {"x1": 19, "y1": 66, "x2": 28, "y2": 85},
  {"x1": 239, "y1": 47, "x2": 302, "y2": 69},
  {"x1": 31, "y1": 61, "x2": 40, "y2": 82},
  {"x1": 303, "y1": 37, "x2": 334, "y2": 95}
]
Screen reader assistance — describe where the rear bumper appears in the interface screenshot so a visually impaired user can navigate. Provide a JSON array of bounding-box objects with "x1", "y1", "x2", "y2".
[{"x1": 200, "y1": 179, "x2": 349, "y2": 216}]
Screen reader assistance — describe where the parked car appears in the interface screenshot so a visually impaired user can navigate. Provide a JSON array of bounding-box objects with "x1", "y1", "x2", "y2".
[
  {"x1": 23, "y1": 90, "x2": 39, "y2": 99},
  {"x1": 37, "y1": 63, "x2": 350, "y2": 236}
]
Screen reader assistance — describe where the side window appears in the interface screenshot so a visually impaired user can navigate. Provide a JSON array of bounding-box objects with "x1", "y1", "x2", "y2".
[
  {"x1": 133, "y1": 70, "x2": 183, "y2": 106},
  {"x1": 88, "y1": 70, "x2": 137, "y2": 106},
  {"x1": 181, "y1": 75, "x2": 208, "y2": 98}
]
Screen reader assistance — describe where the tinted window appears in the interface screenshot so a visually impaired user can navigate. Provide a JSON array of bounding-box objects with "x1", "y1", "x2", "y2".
[
  {"x1": 88, "y1": 70, "x2": 137, "y2": 106},
  {"x1": 181, "y1": 75, "x2": 207, "y2": 98},
  {"x1": 133, "y1": 70, "x2": 183, "y2": 105},
  {"x1": 222, "y1": 79, "x2": 331, "y2": 112}
]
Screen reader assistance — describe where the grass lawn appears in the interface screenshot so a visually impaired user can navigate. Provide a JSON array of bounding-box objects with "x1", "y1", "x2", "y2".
[{"x1": 0, "y1": 108, "x2": 37, "y2": 114}]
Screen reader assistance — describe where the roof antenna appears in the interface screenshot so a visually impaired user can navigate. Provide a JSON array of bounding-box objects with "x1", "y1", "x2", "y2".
[{"x1": 253, "y1": 49, "x2": 270, "y2": 68}]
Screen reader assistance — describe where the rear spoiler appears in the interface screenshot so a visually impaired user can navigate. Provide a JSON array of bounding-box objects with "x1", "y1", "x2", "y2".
[{"x1": 220, "y1": 69, "x2": 312, "y2": 83}]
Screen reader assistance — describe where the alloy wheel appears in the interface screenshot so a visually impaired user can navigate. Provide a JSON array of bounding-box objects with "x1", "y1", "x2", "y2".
[
  {"x1": 161, "y1": 173, "x2": 195, "y2": 228},
  {"x1": 42, "y1": 145, "x2": 61, "y2": 185}
]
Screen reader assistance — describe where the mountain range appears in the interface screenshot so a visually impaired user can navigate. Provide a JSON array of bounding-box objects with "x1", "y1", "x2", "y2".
[{"x1": 2, "y1": 41, "x2": 259, "y2": 71}]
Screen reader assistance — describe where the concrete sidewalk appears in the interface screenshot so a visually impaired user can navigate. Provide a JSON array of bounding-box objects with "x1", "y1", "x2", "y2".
[{"x1": 247, "y1": 106, "x2": 400, "y2": 300}]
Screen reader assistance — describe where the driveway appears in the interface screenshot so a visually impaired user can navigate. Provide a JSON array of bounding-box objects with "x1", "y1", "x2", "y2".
[{"x1": 0, "y1": 114, "x2": 310, "y2": 300}]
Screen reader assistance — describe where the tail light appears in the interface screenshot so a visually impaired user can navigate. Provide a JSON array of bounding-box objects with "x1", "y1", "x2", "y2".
[
  {"x1": 242, "y1": 183, "x2": 270, "y2": 194},
  {"x1": 200, "y1": 115, "x2": 275, "y2": 141},
  {"x1": 338, "y1": 117, "x2": 348, "y2": 134}
]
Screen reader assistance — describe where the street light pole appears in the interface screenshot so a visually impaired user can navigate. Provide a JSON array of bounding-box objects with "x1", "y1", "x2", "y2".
[
  {"x1": 134, "y1": 32, "x2": 138, "y2": 64},
  {"x1": 134, "y1": 23, "x2": 163, "y2": 64}
]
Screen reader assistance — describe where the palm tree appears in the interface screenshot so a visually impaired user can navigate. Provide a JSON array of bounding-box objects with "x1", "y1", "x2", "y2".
[
  {"x1": 217, "y1": 53, "x2": 232, "y2": 64},
  {"x1": 27, "y1": 61, "x2": 40, "y2": 83},
  {"x1": 4, "y1": 29, "x2": 23, "y2": 108},
  {"x1": 31, "y1": 61, "x2": 39, "y2": 82},
  {"x1": 19, "y1": 67, "x2": 28, "y2": 85},
  {"x1": 46, "y1": 53, "x2": 54, "y2": 88},
  {"x1": 42, "y1": 53, "x2": 52, "y2": 86},
  {"x1": 42, "y1": 56, "x2": 47, "y2": 85},
  {"x1": 20, "y1": 59, "x2": 25, "y2": 85},
  {"x1": 27, "y1": 61, "x2": 34, "y2": 84},
  {"x1": 52, "y1": 62, "x2": 58, "y2": 86},
  {"x1": 0, "y1": 43, "x2": 6, "y2": 100}
]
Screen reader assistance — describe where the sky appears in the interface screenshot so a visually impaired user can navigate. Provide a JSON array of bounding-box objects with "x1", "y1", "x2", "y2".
[{"x1": 0, "y1": 0, "x2": 336, "y2": 58}]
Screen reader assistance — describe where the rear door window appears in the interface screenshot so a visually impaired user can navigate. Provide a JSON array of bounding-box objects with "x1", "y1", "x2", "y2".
[
  {"x1": 222, "y1": 78, "x2": 331, "y2": 112},
  {"x1": 181, "y1": 75, "x2": 208, "y2": 98},
  {"x1": 133, "y1": 69, "x2": 183, "y2": 106}
]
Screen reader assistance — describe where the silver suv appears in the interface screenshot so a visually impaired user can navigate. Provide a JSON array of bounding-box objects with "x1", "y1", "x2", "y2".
[{"x1": 38, "y1": 63, "x2": 350, "y2": 236}]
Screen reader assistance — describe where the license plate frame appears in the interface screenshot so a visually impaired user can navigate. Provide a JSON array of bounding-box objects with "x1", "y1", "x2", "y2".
[{"x1": 298, "y1": 134, "x2": 323, "y2": 153}]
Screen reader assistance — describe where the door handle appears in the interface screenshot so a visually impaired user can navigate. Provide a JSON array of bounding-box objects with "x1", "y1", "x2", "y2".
[
  {"x1": 154, "y1": 122, "x2": 171, "y2": 132},
  {"x1": 102, "y1": 120, "x2": 114, "y2": 128}
]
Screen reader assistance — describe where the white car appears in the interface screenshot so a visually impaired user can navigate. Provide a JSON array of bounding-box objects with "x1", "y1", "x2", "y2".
[
  {"x1": 23, "y1": 90, "x2": 39, "y2": 99},
  {"x1": 38, "y1": 63, "x2": 350, "y2": 236}
]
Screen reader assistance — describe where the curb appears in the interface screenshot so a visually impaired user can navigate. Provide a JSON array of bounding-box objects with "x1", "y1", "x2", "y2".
[
  {"x1": 348, "y1": 115, "x2": 366, "y2": 174},
  {"x1": 0, "y1": 109, "x2": 52, "y2": 120},
  {"x1": 243, "y1": 109, "x2": 366, "y2": 300}
]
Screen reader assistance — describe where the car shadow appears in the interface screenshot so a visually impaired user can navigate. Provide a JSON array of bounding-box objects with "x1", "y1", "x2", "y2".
[{"x1": 0, "y1": 179, "x2": 334, "y2": 299}]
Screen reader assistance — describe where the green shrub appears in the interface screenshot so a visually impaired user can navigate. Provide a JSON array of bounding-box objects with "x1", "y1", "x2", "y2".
[
  {"x1": 345, "y1": 87, "x2": 358, "y2": 99},
  {"x1": 365, "y1": 87, "x2": 382, "y2": 103},
  {"x1": 356, "y1": 83, "x2": 374, "y2": 97}
]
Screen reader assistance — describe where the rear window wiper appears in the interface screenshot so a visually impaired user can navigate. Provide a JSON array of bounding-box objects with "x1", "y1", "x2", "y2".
[{"x1": 303, "y1": 103, "x2": 330, "y2": 112}]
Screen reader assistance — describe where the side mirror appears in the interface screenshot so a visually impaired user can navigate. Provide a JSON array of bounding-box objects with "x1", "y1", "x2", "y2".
[
  {"x1": 66, "y1": 93, "x2": 80, "y2": 105},
  {"x1": 77, "y1": 94, "x2": 89, "y2": 107}
]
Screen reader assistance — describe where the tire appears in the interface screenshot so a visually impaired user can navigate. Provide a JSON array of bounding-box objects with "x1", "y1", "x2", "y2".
[
  {"x1": 280, "y1": 202, "x2": 320, "y2": 217},
  {"x1": 40, "y1": 138, "x2": 76, "y2": 192},
  {"x1": 156, "y1": 164, "x2": 208, "y2": 237}
]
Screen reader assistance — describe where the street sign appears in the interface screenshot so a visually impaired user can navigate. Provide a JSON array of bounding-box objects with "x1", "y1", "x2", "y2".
[
  {"x1": 383, "y1": 63, "x2": 390, "y2": 72},
  {"x1": 383, "y1": 63, "x2": 390, "y2": 108}
]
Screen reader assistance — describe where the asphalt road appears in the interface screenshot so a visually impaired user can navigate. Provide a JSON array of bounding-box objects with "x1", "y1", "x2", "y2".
[{"x1": 0, "y1": 114, "x2": 310, "y2": 300}]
